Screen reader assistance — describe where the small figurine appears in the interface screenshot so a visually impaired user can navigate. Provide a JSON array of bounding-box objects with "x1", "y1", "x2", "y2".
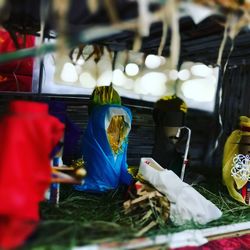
[
  {"x1": 75, "y1": 85, "x2": 132, "y2": 192},
  {"x1": 223, "y1": 116, "x2": 250, "y2": 205},
  {"x1": 152, "y1": 95, "x2": 188, "y2": 178}
]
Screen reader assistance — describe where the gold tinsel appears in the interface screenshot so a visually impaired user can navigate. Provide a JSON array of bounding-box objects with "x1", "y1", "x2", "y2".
[{"x1": 107, "y1": 115, "x2": 129, "y2": 154}]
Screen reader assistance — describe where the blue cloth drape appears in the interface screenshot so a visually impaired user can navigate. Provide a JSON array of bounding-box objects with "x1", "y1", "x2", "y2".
[{"x1": 75, "y1": 104, "x2": 132, "y2": 192}]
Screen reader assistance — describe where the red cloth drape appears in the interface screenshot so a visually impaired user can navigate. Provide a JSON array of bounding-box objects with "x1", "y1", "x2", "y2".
[
  {"x1": 172, "y1": 233, "x2": 250, "y2": 250},
  {"x1": 0, "y1": 101, "x2": 64, "y2": 249},
  {"x1": 0, "y1": 28, "x2": 35, "y2": 92}
]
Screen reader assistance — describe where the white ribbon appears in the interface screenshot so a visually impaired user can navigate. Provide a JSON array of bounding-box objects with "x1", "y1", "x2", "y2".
[{"x1": 231, "y1": 154, "x2": 250, "y2": 181}]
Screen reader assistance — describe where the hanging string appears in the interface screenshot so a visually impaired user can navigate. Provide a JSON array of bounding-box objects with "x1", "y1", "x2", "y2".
[
  {"x1": 104, "y1": 0, "x2": 119, "y2": 24},
  {"x1": 39, "y1": 0, "x2": 50, "y2": 46},
  {"x1": 167, "y1": 0, "x2": 180, "y2": 95},
  {"x1": 52, "y1": 0, "x2": 71, "y2": 55},
  {"x1": 38, "y1": 0, "x2": 50, "y2": 95},
  {"x1": 158, "y1": 17, "x2": 168, "y2": 56},
  {"x1": 132, "y1": 32, "x2": 142, "y2": 52},
  {"x1": 169, "y1": 0, "x2": 180, "y2": 71},
  {"x1": 112, "y1": 51, "x2": 117, "y2": 71},
  {"x1": 86, "y1": 0, "x2": 99, "y2": 14},
  {"x1": 217, "y1": 14, "x2": 231, "y2": 66}
]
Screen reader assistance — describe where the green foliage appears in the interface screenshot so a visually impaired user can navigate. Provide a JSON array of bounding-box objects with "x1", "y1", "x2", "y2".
[
  {"x1": 22, "y1": 180, "x2": 250, "y2": 250},
  {"x1": 88, "y1": 85, "x2": 121, "y2": 115}
]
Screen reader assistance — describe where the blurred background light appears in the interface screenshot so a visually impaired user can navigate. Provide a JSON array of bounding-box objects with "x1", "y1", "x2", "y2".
[
  {"x1": 76, "y1": 58, "x2": 85, "y2": 66},
  {"x1": 181, "y1": 78, "x2": 216, "y2": 102},
  {"x1": 115, "y1": 64, "x2": 125, "y2": 72},
  {"x1": 145, "y1": 54, "x2": 162, "y2": 69},
  {"x1": 125, "y1": 63, "x2": 139, "y2": 76},
  {"x1": 160, "y1": 56, "x2": 167, "y2": 66},
  {"x1": 97, "y1": 71, "x2": 112, "y2": 86},
  {"x1": 60, "y1": 62, "x2": 78, "y2": 83},
  {"x1": 178, "y1": 69, "x2": 190, "y2": 81},
  {"x1": 141, "y1": 72, "x2": 167, "y2": 96},
  {"x1": 123, "y1": 78, "x2": 134, "y2": 90},
  {"x1": 169, "y1": 69, "x2": 178, "y2": 80},
  {"x1": 176, "y1": 62, "x2": 219, "y2": 112},
  {"x1": 112, "y1": 69, "x2": 126, "y2": 87},
  {"x1": 191, "y1": 64, "x2": 213, "y2": 77},
  {"x1": 134, "y1": 77, "x2": 148, "y2": 95},
  {"x1": 79, "y1": 72, "x2": 96, "y2": 88}
]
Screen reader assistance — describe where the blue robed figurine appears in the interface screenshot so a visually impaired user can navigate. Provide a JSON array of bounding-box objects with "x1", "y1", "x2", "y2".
[{"x1": 75, "y1": 85, "x2": 132, "y2": 192}]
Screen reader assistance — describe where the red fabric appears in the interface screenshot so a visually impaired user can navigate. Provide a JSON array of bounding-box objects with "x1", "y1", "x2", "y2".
[
  {"x1": 0, "y1": 101, "x2": 64, "y2": 249},
  {"x1": 172, "y1": 233, "x2": 250, "y2": 250},
  {"x1": 0, "y1": 28, "x2": 35, "y2": 92},
  {"x1": 241, "y1": 126, "x2": 250, "y2": 132}
]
